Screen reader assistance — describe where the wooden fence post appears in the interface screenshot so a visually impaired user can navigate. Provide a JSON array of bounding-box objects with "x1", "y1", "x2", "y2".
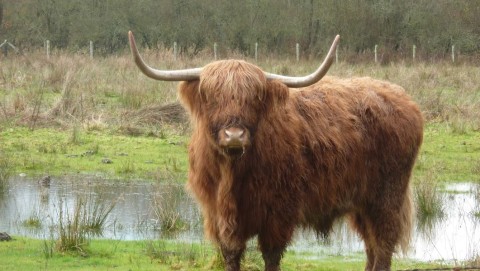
[
  {"x1": 89, "y1": 41, "x2": 93, "y2": 59},
  {"x1": 46, "y1": 40, "x2": 50, "y2": 59},
  {"x1": 296, "y1": 43, "x2": 300, "y2": 62},
  {"x1": 374, "y1": 44, "x2": 378, "y2": 63},
  {"x1": 413, "y1": 45, "x2": 416, "y2": 61},
  {"x1": 214, "y1": 42, "x2": 217, "y2": 60},
  {"x1": 173, "y1": 42, "x2": 177, "y2": 61},
  {"x1": 255, "y1": 42, "x2": 258, "y2": 62},
  {"x1": 1, "y1": 40, "x2": 8, "y2": 56},
  {"x1": 451, "y1": 45, "x2": 455, "y2": 62}
]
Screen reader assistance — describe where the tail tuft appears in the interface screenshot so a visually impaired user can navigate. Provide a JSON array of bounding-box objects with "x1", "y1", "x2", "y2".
[{"x1": 398, "y1": 184, "x2": 414, "y2": 255}]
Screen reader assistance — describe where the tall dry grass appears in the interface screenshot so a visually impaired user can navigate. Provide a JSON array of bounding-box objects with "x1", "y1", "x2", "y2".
[
  {"x1": 1, "y1": 50, "x2": 480, "y2": 134},
  {"x1": 0, "y1": 150, "x2": 12, "y2": 186}
]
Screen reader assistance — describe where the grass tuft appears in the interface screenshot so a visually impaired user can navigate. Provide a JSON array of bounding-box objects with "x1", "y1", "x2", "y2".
[
  {"x1": 473, "y1": 186, "x2": 480, "y2": 219},
  {"x1": 115, "y1": 160, "x2": 136, "y2": 175},
  {"x1": 55, "y1": 193, "x2": 116, "y2": 255},
  {"x1": 470, "y1": 159, "x2": 480, "y2": 178},
  {"x1": 152, "y1": 183, "x2": 189, "y2": 235},
  {"x1": 69, "y1": 125, "x2": 83, "y2": 145},
  {"x1": 145, "y1": 240, "x2": 210, "y2": 269},
  {"x1": 80, "y1": 194, "x2": 116, "y2": 235},
  {"x1": 56, "y1": 197, "x2": 88, "y2": 254},
  {"x1": 414, "y1": 173, "x2": 445, "y2": 232},
  {"x1": 22, "y1": 212, "x2": 43, "y2": 229},
  {"x1": 0, "y1": 150, "x2": 13, "y2": 186}
]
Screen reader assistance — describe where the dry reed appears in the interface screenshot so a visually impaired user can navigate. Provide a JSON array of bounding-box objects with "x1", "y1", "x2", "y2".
[{"x1": 1, "y1": 51, "x2": 480, "y2": 134}]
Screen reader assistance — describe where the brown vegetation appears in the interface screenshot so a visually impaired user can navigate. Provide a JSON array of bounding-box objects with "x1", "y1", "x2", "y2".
[{"x1": 1, "y1": 52, "x2": 480, "y2": 135}]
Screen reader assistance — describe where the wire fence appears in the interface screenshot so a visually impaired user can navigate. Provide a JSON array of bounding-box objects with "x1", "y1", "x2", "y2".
[{"x1": 0, "y1": 39, "x2": 473, "y2": 64}]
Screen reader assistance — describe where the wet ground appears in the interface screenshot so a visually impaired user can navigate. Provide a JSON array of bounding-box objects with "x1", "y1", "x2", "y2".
[{"x1": 0, "y1": 175, "x2": 478, "y2": 262}]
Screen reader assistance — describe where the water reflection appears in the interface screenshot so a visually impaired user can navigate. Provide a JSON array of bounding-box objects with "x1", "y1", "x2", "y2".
[
  {"x1": 0, "y1": 176, "x2": 479, "y2": 262},
  {"x1": 0, "y1": 175, "x2": 202, "y2": 241},
  {"x1": 411, "y1": 183, "x2": 480, "y2": 262}
]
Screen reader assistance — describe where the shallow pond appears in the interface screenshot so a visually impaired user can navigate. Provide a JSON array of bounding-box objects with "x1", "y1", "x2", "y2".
[{"x1": 0, "y1": 176, "x2": 478, "y2": 263}]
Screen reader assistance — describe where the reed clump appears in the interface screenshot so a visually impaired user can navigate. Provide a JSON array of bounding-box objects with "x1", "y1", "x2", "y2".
[
  {"x1": 22, "y1": 212, "x2": 42, "y2": 229},
  {"x1": 0, "y1": 150, "x2": 12, "y2": 187},
  {"x1": 152, "y1": 183, "x2": 189, "y2": 234},
  {"x1": 473, "y1": 185, "x2": 480, "y2": 219},
  {"x1": 414, "y1": 172, "x2": 445, "y2": 232},
  {"x1": 54, "y1": 194, "x2": 116, "y2": 255}
]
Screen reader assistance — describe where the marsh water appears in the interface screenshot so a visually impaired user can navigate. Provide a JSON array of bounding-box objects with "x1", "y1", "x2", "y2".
[{"x1": 0, "y1": 175, "x2": 479, "y2": 262}]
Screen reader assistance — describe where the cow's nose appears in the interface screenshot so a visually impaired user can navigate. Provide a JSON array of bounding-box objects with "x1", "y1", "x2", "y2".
[
  {"x1": 225, "y1": 127, "x2": 245, "y2": 141},
  {"x1": 224, "y1": 127, "x2": 246, "y2": 147},
  {"x1": 219, "y1": 127, "x2": 251, "y2": 153}
]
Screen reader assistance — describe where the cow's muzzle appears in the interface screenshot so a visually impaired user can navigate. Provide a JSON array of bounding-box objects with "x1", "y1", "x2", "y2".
[{"x1": 218, "y1": 127, "x2": 251, "y2": 156}]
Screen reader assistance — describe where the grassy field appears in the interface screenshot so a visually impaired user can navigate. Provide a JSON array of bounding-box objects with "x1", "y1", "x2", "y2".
[
  {"x1": 1, "y1": 52, "x2": 480, "y2": 183},
  {"x1": 1, "y1": 123, "x2": 480, "y2": 184},
  {"x1": 1, "y1": 52, "x2": 480, "y2": 270},
  {"x1": 0, "y1": 237, "x2": 440, "y2": 271},
  {"x1": 0, "y1": 126, "x2": 188, "y2": 180}
]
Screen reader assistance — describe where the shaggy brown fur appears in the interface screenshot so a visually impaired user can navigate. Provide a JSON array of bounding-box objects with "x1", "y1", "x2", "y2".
[{"x1": 178, "y1": 60, "x2": 423, "y2": 271}]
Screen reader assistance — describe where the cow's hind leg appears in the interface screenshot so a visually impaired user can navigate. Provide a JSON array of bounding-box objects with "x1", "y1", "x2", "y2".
[
  {"x1": 369, "y1": 198, "x2": 410, "y2": 271},
  {"x1": 369, "y1": 214, "x2": 398, "y2": 271},
  {"x1": 371, "y1": 175, "x2": 414, "y2": 271},
  {"x1": 350, "y1": 213, "x2": 376, "y2": 271},
  {"x1": 352, "y1": 210, "x2": 398, "y2": 271}
]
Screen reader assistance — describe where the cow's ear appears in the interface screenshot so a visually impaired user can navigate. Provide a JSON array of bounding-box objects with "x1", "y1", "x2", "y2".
[
  {"x1": 265, "y1": 80, "x2": 289, "y2": 108},
  {"x1": 178, "y1": 80, "x2": 202, "y2": 115}
]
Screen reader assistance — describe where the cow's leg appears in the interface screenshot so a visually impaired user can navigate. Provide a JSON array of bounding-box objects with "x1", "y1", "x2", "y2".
[
  {"x1": 349, "y1": 213, "x2": 376, "y2": 271},
  {"x1": 369, "y1": 201, "x2": 408, "y2": 271},
  {"x1": 258, "y1": 223, "x2": 294, "y2": 271},
  {"x1": 371, "y1": 174, "x2": 414, "y2": 271},
  {"x1": 372, "y1": 207, "x2": 409, "y2": 271},
  {"x1": 220, "y1": 244, "x2": 245, "y2": 271},
  {"x1": 261, "y1": 247, "x2": 284, "y2": 271}
]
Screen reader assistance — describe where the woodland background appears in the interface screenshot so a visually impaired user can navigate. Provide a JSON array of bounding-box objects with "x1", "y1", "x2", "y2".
[{"x1": 0, "y1": 0, "x2": 479, "y2": 61}]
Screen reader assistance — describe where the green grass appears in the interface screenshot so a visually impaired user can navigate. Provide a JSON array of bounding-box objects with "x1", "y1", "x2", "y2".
[
  {"x1": 3, "y1": 122, "x2": 480, "y2": 184},
  {"x1": 0, "y1": 127, "x2": 188, "y2": 181},
  {"x1": 0, "y1": 237, "x2": 444, "y2": 271},
  {"x1": 415, "y1": 123, "x2": 480, "y2": 183}
]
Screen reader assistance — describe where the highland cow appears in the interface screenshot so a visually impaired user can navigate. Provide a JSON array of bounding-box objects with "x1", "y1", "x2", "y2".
[{"x1": 128, "y1": 31, "x2": 423, "y2": 271}]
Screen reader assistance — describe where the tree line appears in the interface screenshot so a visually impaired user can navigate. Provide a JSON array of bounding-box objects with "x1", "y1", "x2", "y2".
[{"x1": 1, "y1": 0, "x2": 479, "y2": 59}]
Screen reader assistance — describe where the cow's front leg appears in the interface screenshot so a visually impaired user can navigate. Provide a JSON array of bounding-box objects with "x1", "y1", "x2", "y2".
[
  {"x1": 221, "y1": 244, "x2": 245, "y2": 271},
  {"x1": 258, "y1": 223, "x2": 293, "y2": 271},
  {"x1": 261, "y1": 247, "x2": 284, "y2": 271}
]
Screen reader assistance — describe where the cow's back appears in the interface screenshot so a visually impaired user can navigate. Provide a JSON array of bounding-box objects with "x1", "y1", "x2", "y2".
[{"x1": 291, "y1": 76, "x2": 423, "y2": 232}]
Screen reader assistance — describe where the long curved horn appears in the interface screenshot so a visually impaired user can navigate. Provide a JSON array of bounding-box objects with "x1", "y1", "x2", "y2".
[
  {"x1": 128, "y1": 31, "x2": 202, "y2": 81},
  {"x1": 265, "y1": 35, "x2": 340, "y2": 88}
]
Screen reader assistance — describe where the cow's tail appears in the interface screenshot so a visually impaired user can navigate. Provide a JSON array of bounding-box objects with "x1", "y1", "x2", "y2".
[{"x1": 398, "y1": 183, "x2": 414, "y2": 255}]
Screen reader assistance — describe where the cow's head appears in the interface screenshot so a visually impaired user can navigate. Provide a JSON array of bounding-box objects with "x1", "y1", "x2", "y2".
[{"x1": 128, "y1": 31, "x2": 339, "y2": 157}]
